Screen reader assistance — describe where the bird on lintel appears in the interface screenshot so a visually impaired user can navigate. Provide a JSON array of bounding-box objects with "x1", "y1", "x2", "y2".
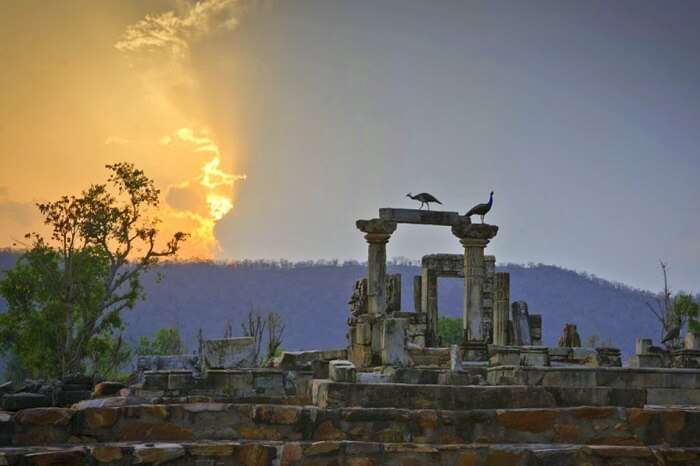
[
  {"x1": 466, "y1": 191, "x2": 494, "y2": 223},
  {"x1": 406, "y1": 192, "x2": 442, "y2": 210}
]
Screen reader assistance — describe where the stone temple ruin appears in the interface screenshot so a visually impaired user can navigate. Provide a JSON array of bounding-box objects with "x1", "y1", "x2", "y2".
[{"x1": 2, "y1": 206, "x2": 700, "y2": 465}]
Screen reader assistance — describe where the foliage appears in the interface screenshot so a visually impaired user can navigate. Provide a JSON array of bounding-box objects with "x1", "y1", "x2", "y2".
[
  {"x1": 675, "y1": 294, "x2": 700, "y2": 333},
  {"x1": 238, "y1": 307, "x2": 285, "y2": 366},
  {"x1": 137, "y1": 328, "x2": 185, "y2": 356},
  {"x1": 438, "y1": 316, "x2": 463, "y2": 346},
  {"x1": 0, "y1": 163, "x2": 187, "y2": 378},
  {"x1": 265, "y1": 312, "x2": 285, "y2": 366}
]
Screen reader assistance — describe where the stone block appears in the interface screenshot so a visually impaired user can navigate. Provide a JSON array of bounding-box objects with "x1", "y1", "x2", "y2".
[
  {"x1": 356, "y1": 372, "x2": 391, "y2": 384},
  {"x1": 450, "y1": 345, "x2": 464, "y2": 371},
  {"x1": 279, "y1": 349, "x2": 348, "y2": 370},
  {"x1": 167, "y1": 371, "x2": 196, "y2": 390},
  {"x1": 329, "y1": 360, "x2": 357, "y2": 383},
  {"x1": 489, "y1": 346, "x2": 521, "y2": 367},
  {"x1": 203, "y1": 338, "x2": 256, "y2": 369},
  {"x1": 586, "y1": 347, "x2": 622, "y2": 367},
  {"x1": 2, "y1": 393, "x2": 49, "y2": 411},
  {"x1": 55, "y1": 390, "x2": 92, "y2": 406},
  {"x1": 136, "y1": 355, "x2": 199, "y2": 381},
  {"x1": 92, "y1": 381, "x2": 126, "y2": 398},
  {"x1": 379, "y1": 208, "x2": 462, "y2": 225},
  {"x1": 685, "y1": 332, "x2": 700, "y2": 350},
  {"x1": 380, "y1": 318, "x2": 410, "y2": 367},
  {"x1": 672, "y1": 349, "x2": 700, "y2": 369},
  {"x1": 511, "y1": 301, "x2": 531, "y2": 346},
  {"x1": 520, "y1": 347, "x2": 550, "y2": 367},
  {"x1": 628, "y1": 354, "x2": 665, "y2": 368},
  {"x1": 636, "y1": 338, "x2": 653, "y2": 355}
]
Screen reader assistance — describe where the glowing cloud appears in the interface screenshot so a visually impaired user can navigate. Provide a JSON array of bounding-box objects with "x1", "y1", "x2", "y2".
[{"x1": 116, "y1": 0, "x2": 250, "y2": 258}]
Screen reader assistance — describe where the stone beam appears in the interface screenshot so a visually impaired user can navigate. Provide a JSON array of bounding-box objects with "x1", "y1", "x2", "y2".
[
  {"x1": 356, "y1": 219, "x2": 397, "y2": 315},
  {"x1": 379, "y1": 208, "x2": 466, "y2": 226}
]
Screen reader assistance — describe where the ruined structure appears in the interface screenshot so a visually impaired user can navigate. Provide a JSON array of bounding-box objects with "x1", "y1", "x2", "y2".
[{"x1": 3, "y1": 206, "x2": 700, "y2": 465}]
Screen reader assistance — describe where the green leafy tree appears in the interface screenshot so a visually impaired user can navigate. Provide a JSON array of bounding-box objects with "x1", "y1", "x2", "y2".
[
  {"x1": 137, "y1": 328, "x2": 185, "y2": 356},
  {"x1": 438, "y1": 316, "x2": 463, "y2": 345},
  {"x1": 0, "y1": 163, "x2": 187, "y2": 378},
  {"x1": 674, "y1": 293, "x2": 700, "y2": 333}
]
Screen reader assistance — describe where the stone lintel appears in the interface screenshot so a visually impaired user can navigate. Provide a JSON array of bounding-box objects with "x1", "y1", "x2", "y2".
[{"x1": 379, "y1": 208, "x2": 466, "y2": 226}]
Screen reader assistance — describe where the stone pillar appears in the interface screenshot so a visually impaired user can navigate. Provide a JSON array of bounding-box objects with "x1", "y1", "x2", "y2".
[
  {"x1": 421, "y1": 268, "x2": 438, "y2": 346},
  {"x1": 356, "y1": 219, "x2": 397, "y2": 315},
  {"x1": 493, "y1": 272, "x2": 510, "y2": 346},
  {"x1": 451, "y1": 221, "x2": 499, "y2": 342},
  {"x1": 413, "y1": 275, "x2": 422, "y2": 313}
]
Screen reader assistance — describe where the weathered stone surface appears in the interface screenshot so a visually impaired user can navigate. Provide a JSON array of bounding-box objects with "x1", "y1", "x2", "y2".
[
  {"x1": 118, "y1": 420, "x2": 193, "y2": 441},
  {"x1": 279, "y1": 349, "x2": 348, "y2": 370},
  {"x1": 203, "y1": 338, "x2": 256, "y2": 369},
  {"x1": 585, "y1": 347, "x2": 622, "y2": 367},
  {"x1": 15, "y1": 408, "x2": 72, "y2": 426},
  {"x1": 328, "y1": 360, "x2": 356, "y2": 383},
  {"x1": 1, "y1": 394, "x2": 49, "y2": 411},
  {"x1": 496, "y1": 409, "x2": 558, "y2": 432},
  {"x1": 686, "y1": 332, "x2": 700, "y2": 350},
  {"x1": 381, "y1": 318, "x2": 410, "y2": 367},
  {"x1": 136, "y1": 354, "x2": 199, "y2": 382},
  {"x1": 520, "y1": 346, "x2": 550, "y2": 367},
  {"x1": 92, "y1": 382, "x2": 126, "y2": 398},
  {"x1": 25, "y1": 447, "x2": 87, "y2": 466},
  {"x1": 489, "y1": 346, "x2": 520, "y2": 367},
  {"x1": 511, "y1": 301, "x2": 531, "y2": 346},
  {"x1": 83, "y1": 407, "x2": 120, "y2": 429},
  {"x1": 133, "y1": 443, "x2": 184, "y2": 465},
  {"x1": 90, "y1": 445, "x2": 122, "y2": 463},
  {"x1": 379, "y1": 208, "x2": 463, "y2": 226},
  {"x1": 557, "y1": 324, "x2": 582, "y2": 348}
]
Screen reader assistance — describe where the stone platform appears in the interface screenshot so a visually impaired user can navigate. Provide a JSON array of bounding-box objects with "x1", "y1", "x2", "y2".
[
  {"x1": 312, "y1": 382, "x2": 646, "y2": 410},
  {"x1": 2, "y1": 441, "x2": 699, "y2": 466}
]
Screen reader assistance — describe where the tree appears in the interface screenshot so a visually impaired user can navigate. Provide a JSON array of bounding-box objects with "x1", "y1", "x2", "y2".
[
  {"x1": 0, "y1": 163, "x2": 187, "y2": 378},
  {"x1": 137, "y1": 328, "x2": 185, "y2": 356},
  {"x1": 645, "y1": 261, "x2": 700, "y2": 347},
  {"x1": 265, "y1": 312, "x2": 285, "y2": 365},
  {"x1": 438, "y1": 316, "x2": 462, "y2": 346},
  {"x1": 241, "y1": 308, "x2": 266, "y2": 365}
]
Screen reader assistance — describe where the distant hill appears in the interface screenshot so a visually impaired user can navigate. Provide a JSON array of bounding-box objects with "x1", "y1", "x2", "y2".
[{"x1": 0, "y1": 250, "x2": 664, "y2": 358}]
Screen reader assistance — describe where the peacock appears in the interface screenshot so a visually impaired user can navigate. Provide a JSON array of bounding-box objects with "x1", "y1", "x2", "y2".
[
  {"x1": 406, "y1": 192, "x2": 442, "y2": 210},
  {"x1": 466, "y1": 191, "x2": 494, "y2": 223}
]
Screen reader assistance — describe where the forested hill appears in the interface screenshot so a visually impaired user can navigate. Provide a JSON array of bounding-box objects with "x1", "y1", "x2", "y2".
[{"x1": 0, "y1": 251, "x2": 662, "y2": 357}]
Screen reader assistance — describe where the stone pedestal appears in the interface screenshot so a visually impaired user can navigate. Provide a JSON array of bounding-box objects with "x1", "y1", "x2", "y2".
[
  {"x1": 329, "y1": 360, "x2": 356, "y2": 383},
  {"x1": 451, "y1": 222, "x2": 498, "y2": 344},
  {"x1": 356, "y1": 219, "x2": 397, "y2": 316},
  {"x1": 493, "y1": 272, "x2": 510, "y2": 346}
]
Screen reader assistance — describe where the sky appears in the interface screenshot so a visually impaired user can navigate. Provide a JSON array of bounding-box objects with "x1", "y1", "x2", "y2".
[{"x1": 0, "y1": 0, "x2": 698, "y2": 293}]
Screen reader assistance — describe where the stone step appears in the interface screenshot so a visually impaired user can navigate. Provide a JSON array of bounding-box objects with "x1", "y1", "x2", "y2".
[
  {"x1": 4, "y1": 403, "x2": 700, "y2": 448},
  {"x1": 0, "y1": 440, "x2": 698, "y2": 466},
  {"x1": 312, "y1": 381, "x2": 647, "y2": 410}
]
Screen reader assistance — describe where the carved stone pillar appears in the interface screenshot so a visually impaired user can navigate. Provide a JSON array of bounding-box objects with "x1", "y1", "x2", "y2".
[
  {"x1": 451, "y1": 221, "x2": 498, "y2": 342},
  {"x1": 356, "y1": 219, "x2": 397, "y2": 315},
  {"x1": 493, "y1": 272, "x2": 510, "y2": 346}
]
